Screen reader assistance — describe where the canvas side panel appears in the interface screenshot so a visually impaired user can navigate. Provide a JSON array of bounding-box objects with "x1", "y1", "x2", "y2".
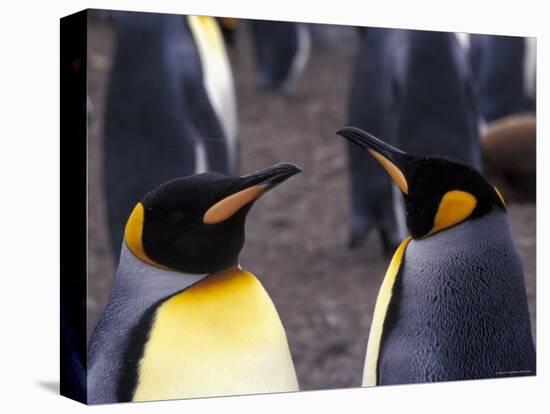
[{"x1": 60, "y1": 9, "x2": 88, "y2": 404}]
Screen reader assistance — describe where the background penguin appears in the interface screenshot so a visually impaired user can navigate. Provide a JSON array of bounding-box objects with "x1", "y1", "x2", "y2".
[
  {"x1": 88, "y1": 163, "x2": 301, "y2": 403},
  {"x1": 346, "y1": 29, "x2": 481, "y2": 253},
  {"x1": 337, "y1": 127, "x2": 535, "y2": 386},
  {"x1": 469, "y1": 34, "x2": 535, "y2": 122},
  {"x1": 104, "y1": 11, "x2": 238, "y2": 261},
  {"x1": 249, "y1": 19, "x2": 310, "y2": 93},
  {"x1": 469, "y1": 34, "x2": 536, "y2": 202},
  {"x1": 346, "y1": 28, "x2": 399, "y2": 252}
]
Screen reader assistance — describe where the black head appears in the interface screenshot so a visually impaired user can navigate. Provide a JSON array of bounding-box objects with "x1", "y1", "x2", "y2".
[
  {"x1": 337, "y1": 127, "x2": 505, "y2": 239},
  {"x1": 124, "y1": 163, "x2": 302, "y2": 273}
]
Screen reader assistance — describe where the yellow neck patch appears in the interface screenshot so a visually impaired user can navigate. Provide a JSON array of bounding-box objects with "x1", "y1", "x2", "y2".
[
  {"x1": 427, "y1": 190, "x2": 477, "y2": 236},
  {"x1": 132, "y1": 267, "x2": 299, "y2": 401},
  {"x1": 124, "y1": 203, "x2": 167, "y2": 269},
  {"x1": 363, "y1": 237, "x2": 412, "y2": 386}
]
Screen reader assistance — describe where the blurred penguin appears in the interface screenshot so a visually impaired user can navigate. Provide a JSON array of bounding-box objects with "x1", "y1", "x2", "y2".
[
  {"x1": 347, "y1": 28, "x2": 399, "y2": 252},
  {"x1": 346, "y1": 28, "x2": 481, "y2": 253},
  {"x1": 104, "y1": 11, "x2": 238, "y2": 260},
  {"x1": 249, "y1": 19, "x2": 310, "y2": 93},
  {"x1": 470, "y1": 34, "x2": 535, "y2": 122},
  {"x1": 469, "y1": 35, "x2": 536, "y2": 201},
  {"x1": 391, "y1": 31, "x2": 481, "y2": 164}
]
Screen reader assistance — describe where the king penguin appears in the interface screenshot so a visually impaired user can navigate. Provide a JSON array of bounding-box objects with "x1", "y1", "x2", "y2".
[
  {"x1": 88, "y1": 163, "x2": 301, "y2": 403},
  {"x1": 346, "y1": 29, "x2": 481, "y2": 253},
  {"x1": 104, "y1": 11, "x2": 238, "y2": 260},
  {"x1": 337, "y1": 127, "x2": 536, "y2": 386}
]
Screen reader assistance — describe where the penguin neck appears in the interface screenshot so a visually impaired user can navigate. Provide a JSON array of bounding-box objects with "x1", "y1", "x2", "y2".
[
  {"x1": 116, "y1": 244, "x2": 246, "y2": 290},
  {"x1": 115, "y1": 243, "x2": 210, "y2": 296},
  {"x1": 413, "y1": 208, "x2": 511, "y2": 249}
]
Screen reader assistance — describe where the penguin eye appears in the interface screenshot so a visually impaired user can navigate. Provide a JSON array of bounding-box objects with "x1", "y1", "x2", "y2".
[{"x1": 167, "y1": 210, "x2": 185, "y2": 223}]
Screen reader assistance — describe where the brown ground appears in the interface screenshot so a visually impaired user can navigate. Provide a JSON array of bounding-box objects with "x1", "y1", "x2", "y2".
[{"x1": 86, "y1": 19, "x2": 536, "y2": 391}]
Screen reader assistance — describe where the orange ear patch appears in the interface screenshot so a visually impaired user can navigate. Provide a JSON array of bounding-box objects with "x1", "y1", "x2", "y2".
[
  {"x1": 428, "y1": 190, "x2": 477, "y2": 236},
  {"x1": 368, "y1": 149, "x2": 409, "y2": 194},
  {"x1": 203, "y1": 185, "x2": 268, "y2": 224}
]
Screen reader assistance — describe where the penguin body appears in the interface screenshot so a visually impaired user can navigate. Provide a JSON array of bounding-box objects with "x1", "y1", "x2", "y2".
[
  {"x1": 132, "y1": 266, "x2": 297, "y2": 401},
  {"x1": 88, "y1": 246, "x2": 297, "y2": 403},
  {"x1": 372, "y1": 210, "x2": 535, "y2": 384},
  {"x1": 337, "y1": 127, "x2": 535, "y2": 386},
  {"x1": 346, "y1": 29, "x2": 480, "y2": 252},
  {"x1": 249, "y1": 19, "x2": 310, "y2": 92},
  {"x1": 104, "y1": 11, "x2": 237, "y2": 260},
  {"x1": 89, "y1": 163, "x2": 301, "y2": 403}
]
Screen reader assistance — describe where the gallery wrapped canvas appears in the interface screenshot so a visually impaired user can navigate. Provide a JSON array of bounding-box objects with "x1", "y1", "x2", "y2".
[{"x1": 60, "y1": 8, "x2": 536, "y2": 405}]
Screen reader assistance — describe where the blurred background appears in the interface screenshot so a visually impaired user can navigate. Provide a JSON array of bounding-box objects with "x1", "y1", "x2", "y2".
[{"x1": 86, "y1": 10, "x2": 536, "y2": 391}]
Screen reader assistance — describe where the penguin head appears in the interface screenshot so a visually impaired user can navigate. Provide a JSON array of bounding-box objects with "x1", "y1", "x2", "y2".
[
  {"x1": 337, "y1": 127, "x2": 506, "y2": 239},
  {"x1": 124, "y1": 163, "x2": 302, "y2": 274}
]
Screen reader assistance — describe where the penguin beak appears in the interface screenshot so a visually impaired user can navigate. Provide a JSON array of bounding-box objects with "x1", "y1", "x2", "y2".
[
  {"x1": 337, "y1": 126, "x2": 410, "y2": 195},
  {"x1": 203, "y1": 163, "x2": 302, "y2": 224}
]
